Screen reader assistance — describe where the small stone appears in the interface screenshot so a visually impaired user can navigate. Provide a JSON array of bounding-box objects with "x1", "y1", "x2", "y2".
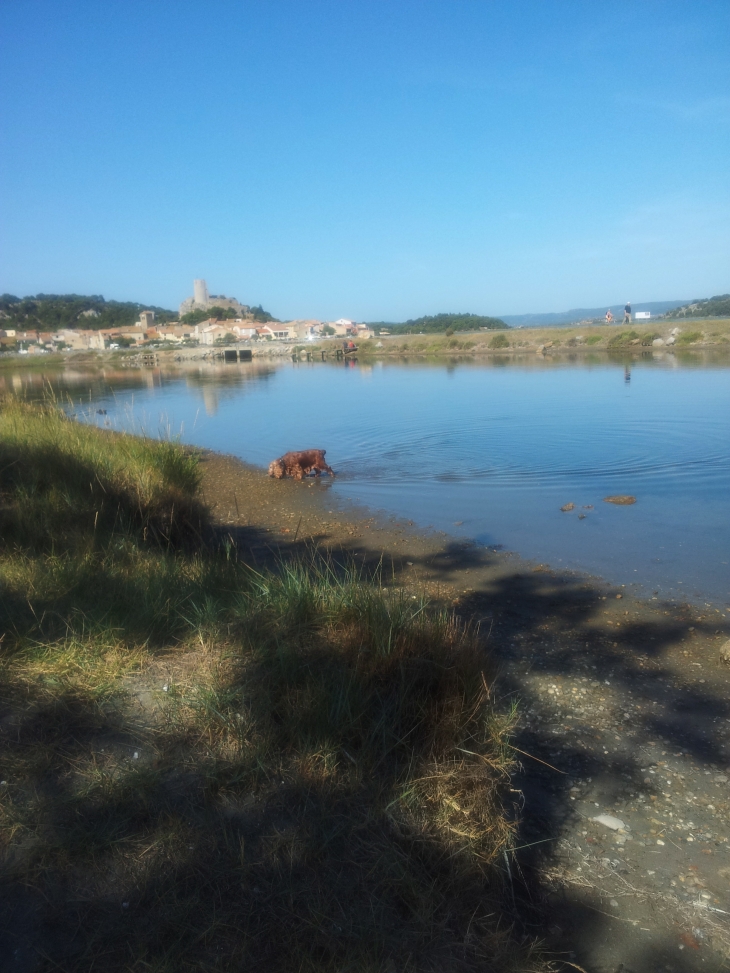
[
  {"x1": 609, "y1": 899, "x2": 619, "y2": 907},
  {"x1": 561, "y1": 503, "x2": 575, "y2": 512},
  {"x1": 591, "y1": 814, "x2": 627, "y2": 831},
  {"x1": 719, "y1": 640, "x2": 730, "y2": 664},
  {"x1": 616, "y1": 593, "x2": 622, "y2": 599},
  {"x1": 132, "y1": 751, "x2": 139, "y2": 760}
]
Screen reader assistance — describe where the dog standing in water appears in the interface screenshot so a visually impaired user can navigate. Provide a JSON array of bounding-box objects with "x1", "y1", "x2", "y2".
[{"x1": 268, "y1": 449, "x2": 334, "y2": 480}]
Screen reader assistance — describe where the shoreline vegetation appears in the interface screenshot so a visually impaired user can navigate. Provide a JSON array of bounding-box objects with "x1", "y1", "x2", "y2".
[
  {"x1": 1, "y1": 317, "x2": 730, "y2": 371},
  {"x1": 348, "y1": 318, "x2": 730, "y2": 360},
  {"x1": 0, "y1": 399, "x2": 547, "y2": 971}
]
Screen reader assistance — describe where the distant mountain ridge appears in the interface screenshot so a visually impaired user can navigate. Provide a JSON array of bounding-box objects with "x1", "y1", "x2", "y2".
[{"x1": 500, "y1": 300, "x2": 689, "y2": 328}]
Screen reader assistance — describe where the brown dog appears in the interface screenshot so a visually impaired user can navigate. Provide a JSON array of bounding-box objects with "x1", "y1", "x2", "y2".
[{"x1": 268, "y1": 449, "x2": 334, "y2": 480}]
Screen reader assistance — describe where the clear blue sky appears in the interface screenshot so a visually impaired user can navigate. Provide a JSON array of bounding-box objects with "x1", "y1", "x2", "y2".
[{"x1": 1, "y1": 1, "x2": 728, "y2": 321}]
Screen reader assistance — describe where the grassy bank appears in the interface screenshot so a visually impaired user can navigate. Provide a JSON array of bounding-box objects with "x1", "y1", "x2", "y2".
[
  {"x1": 353, "y1": 317, "x2": 730, "y2": 360},
  {"x1": 0, "y1": 400, "x2": 544, "y2": 972}
]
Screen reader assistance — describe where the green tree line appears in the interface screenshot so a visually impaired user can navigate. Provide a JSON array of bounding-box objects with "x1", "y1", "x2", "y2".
[
  {"x1": 665, "y1": 294, "x2": 730, "y2": 319},
  {"x1": 180, "y1": 304, "x2": 278, "y2": 325},
  {"x1": 0, "y1": 294, "x2": 177, "y2": 331}
]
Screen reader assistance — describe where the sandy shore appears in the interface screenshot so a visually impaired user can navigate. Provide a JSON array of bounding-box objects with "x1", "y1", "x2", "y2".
[{"x1": 199, "y1": 448, "x2": 730, "y2": 971}]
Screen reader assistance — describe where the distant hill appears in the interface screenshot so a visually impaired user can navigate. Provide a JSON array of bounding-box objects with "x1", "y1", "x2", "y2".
[
  {"x1": 665, "y1": 294, "x2": 730, "y2": 319},
  {"x1": 0, "y1": 293, "x2": 177, "y2": 331},
  {"x1": 500, "y1": 299, "x2": 688, "y2": 328},
  {"x1": 366, "y1": 312, "x2": 506, "y2": 334}
]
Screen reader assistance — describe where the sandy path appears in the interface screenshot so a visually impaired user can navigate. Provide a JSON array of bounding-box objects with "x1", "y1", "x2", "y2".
[{"x1": 198, "y1": 449, "x2": 730, "y2": 972}]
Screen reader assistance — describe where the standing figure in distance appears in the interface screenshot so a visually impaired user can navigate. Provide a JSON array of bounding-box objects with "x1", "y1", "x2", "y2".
[{"x1": 623, "y1": 301, "x2": 632, "y2": 324}]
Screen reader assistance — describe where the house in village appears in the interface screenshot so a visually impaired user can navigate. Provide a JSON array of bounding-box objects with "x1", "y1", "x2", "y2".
[
  {"x1": 150, "y1": 324, "x2": 198, "y2": 343},
  {"x1": 256, "y1": 324, "x2": 296, "y2": 340},
  {"x1": 197, "y1": 321, "x2": 238, "y2": 345}
]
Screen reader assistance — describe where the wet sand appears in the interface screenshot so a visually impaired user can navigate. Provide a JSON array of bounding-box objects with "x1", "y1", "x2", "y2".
[{"x1": 198, "y1": 449, "x2": 730, "y2": 971}]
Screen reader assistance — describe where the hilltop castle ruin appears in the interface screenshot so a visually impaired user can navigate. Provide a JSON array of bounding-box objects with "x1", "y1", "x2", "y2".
[{"x1": 179, "y1": 279, "x2": 249, "y2": 318}]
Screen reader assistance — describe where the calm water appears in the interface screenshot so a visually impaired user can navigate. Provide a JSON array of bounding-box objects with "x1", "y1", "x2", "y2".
[{"x1": 6, "y1": 354, "x2": 730, "y2": 604}]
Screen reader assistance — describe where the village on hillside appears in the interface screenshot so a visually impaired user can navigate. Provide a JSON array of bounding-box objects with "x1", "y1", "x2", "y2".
[{"x1": 0, "y1": 279, "x2": 375, "y2": 354}]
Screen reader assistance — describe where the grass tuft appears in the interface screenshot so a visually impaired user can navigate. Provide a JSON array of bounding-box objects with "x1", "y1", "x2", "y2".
[{"x1": 0, "y1": 398, "x2": 546, "y2": 971}]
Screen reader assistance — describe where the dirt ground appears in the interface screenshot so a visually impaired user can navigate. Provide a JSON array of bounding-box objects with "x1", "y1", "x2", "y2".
[{"x1": 199, "y1": 449, "x2": 730, "y2": 973}]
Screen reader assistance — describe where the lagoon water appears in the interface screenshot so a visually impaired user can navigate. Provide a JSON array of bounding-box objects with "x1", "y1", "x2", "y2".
[{"x1": 8, "y1": 353, "x2": 730, "y2": 604}]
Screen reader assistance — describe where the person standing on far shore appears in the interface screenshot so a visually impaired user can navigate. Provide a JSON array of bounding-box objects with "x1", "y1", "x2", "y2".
[
  {"x1": 623, "y1": 302, "x2": 631, "y2": 324},
  {"x1": 605, "y1": 309, "x2": 613, "y2": 324}
]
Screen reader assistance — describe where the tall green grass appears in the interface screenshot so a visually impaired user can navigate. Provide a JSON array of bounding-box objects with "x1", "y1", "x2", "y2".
[{"x1": 0, "y1": 399, "x2": 545, "y2": 971}]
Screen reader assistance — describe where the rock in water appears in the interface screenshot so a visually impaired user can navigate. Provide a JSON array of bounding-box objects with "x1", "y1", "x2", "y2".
[
  {"x1": 560, "y1": 502, "x2": 575, "y2": 512},
  {"x1": 603, "y1": 495, "x2": 636, "y2": 505},
  {"x1": 720, "y1": 640, "x2": 730, "y2": 665}
]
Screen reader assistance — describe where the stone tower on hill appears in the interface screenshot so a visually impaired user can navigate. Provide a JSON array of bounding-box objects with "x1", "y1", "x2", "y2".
[
  {"x1": 193, "y1": 279, "x2": 209, "y2": 306},
  {"x1": 179, "y1": 279, "x2": 249, "y2": 318}
]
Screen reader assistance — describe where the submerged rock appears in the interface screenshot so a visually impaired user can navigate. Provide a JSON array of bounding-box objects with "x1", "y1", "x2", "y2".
[
  {"x1": 560, "y1": 502, "x2": 575, "y2": 512},
  {"x1": 603, "y1": 495, "x2": 636, "y2": 505}
]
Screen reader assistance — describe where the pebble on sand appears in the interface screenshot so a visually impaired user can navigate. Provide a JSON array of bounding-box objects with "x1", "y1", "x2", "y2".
[{"x1": 591, "y1": 814, "x2": 628, "y2": 832}]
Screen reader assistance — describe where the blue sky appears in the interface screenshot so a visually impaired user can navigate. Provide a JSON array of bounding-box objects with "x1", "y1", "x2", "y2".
[{"x1": 1, "y1": 0, "x2": 728, "y2": 320}]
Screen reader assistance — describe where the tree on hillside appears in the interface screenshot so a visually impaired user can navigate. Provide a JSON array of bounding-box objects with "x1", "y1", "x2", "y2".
[
  {"x1": 666, "y1": 294, "x2": 730, "y2": 319},
  {"x1": 0, "y1": 294, "x2": 177, "y2": 331},
  {"x1": 250, "y1": 305, "x2": 277, "y2": 322},
  {"x1": 180, "y1": 308, "x2": 213, "y2": 325}
]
